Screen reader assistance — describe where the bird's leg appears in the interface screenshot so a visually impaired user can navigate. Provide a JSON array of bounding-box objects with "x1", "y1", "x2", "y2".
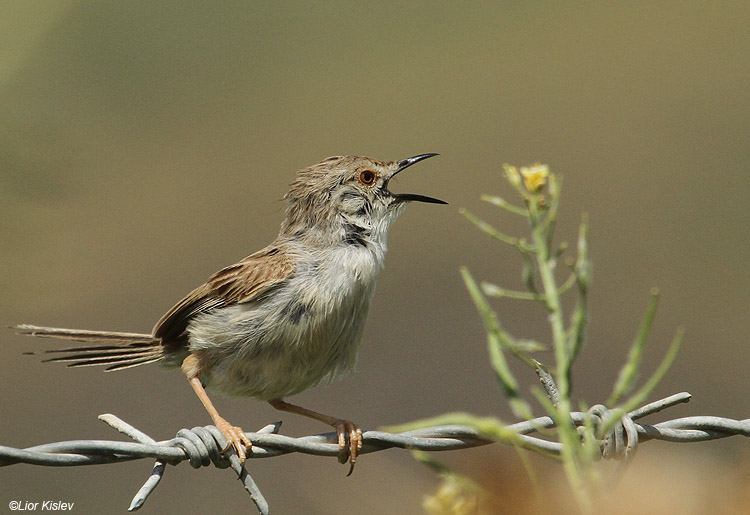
[
  {"x1": 182, "y1": 354, "x2": 252, "y2": 462},
  {"x1": 269, "y1": 398, "x2": 362, "y2": 474}
]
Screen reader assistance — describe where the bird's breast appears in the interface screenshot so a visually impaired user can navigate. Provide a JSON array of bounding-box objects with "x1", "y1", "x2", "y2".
[{"x1": 188, "y1": 245, "x2": 384, "y2": 400}]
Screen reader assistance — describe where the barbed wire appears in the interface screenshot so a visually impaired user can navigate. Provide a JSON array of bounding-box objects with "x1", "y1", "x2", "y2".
[{"x1": 1, "y1": 392, "x2": 748, "y2": 514}]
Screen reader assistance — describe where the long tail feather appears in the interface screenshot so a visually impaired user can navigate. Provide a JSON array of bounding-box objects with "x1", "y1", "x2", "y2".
[
  {"x1": 14, "y1": 324, "x2": 164, "y2": 371},
  {"x1": 104, "y1": 355, "x2": 164, "y2": 371},
  {"x1": 15, "y1": 324, "x2": 156, "y2": 343}
]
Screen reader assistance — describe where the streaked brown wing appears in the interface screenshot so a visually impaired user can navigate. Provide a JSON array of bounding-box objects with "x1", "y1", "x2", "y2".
[{"x1": 152, "y1": 245, "x2": 295, "y2": 345}]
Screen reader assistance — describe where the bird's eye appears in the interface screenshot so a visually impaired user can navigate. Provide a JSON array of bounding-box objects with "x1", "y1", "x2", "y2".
[{"x1": 359, "y1": 170, "x2": 376, "y2": 185}]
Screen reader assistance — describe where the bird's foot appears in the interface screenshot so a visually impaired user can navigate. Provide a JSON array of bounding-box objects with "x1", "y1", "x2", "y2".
[
  {"x1": 333, "y1": 419, "x2": 363, "y2": 475},
  {"x1": 214, "y1": 416, "x2": 252, "y2": 463}
]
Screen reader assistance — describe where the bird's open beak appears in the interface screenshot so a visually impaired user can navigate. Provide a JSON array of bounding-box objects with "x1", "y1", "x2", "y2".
[{"x1": 388, "y1": 153, "x2": 447, "y2": 205}]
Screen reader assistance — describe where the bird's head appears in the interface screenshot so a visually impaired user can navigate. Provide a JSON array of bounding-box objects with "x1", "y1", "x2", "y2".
[{"x1": 281, "y1": 154, "x2": 445, "y2": 247}]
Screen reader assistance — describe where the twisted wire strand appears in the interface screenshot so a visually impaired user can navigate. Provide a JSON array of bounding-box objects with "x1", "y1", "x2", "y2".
[{"x1": 1, "y1": 392, "x2": 749, "y2": 514}]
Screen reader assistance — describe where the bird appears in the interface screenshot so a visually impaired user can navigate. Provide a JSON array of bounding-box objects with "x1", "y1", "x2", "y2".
[{"x1": 15, "y1": 153, "x2": 446, "y2": 472}]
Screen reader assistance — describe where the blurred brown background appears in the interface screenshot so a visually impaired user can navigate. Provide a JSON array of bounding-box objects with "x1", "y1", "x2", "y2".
[{"x1": 1, "y1": 2, "x2": 748, "y2": 514}]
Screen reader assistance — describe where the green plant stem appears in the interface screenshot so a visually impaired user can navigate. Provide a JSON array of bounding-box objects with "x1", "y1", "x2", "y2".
[
  {"x1": 526, "y1": 186, "x2": 594, "y2": 508},
  {"x1": 529, "y1": 210, "x2": 570, "y2": 398}
]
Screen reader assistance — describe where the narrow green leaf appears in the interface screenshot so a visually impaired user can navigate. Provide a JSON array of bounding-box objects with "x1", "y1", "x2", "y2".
[
  {"x1": 520, "y1": 251, "x2": 540, "y2": 295},
  {"x1": 459, "y1": 208, "x2": 519, "y2": 246},
  {"x1": 607, "y1": 289, "x2": 660, "y2": 405},
  {"x1": 482, "y1": 281, "x2": 551, "y2": 309},
  {"x1": 541, "y1": 175, "x2": 562, "y2": 252},
  {"x1": 618, "y1": 327, "x2": 684, "y2": 414},
  {"x1": 461, "y1": 267, "x2": 534, "y2": 418},
  {"x1": 481, "y1": 194, "x2": 528, "y2": 216},
  {"x1": 574, "y1": 214, "x2": 591, "y2": 292},
  {"x1": 388, "y1": 412, "x2": 556, "y2": 457},
  {"x1": 567, "y1": 214, "x2": 590, "y2": 364}
]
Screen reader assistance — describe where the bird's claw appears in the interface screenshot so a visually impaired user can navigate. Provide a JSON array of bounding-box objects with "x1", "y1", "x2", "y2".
[
  {"x1": 214, "y1": 417, "x2": 252, "y2": 463},
  {"x1": 333, "y1": 419, "x2": 363, "y2": 475}
]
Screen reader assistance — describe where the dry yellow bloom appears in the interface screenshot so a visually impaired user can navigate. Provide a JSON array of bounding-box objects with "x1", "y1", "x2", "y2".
[{"x1": 520, "y1": 163, "x2": 549, "y2": 193}]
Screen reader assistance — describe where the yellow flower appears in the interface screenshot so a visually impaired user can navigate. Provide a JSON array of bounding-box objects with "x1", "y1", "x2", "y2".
[{"x1": 520, "y1": 163, "x2": 549, "y2": 193}]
